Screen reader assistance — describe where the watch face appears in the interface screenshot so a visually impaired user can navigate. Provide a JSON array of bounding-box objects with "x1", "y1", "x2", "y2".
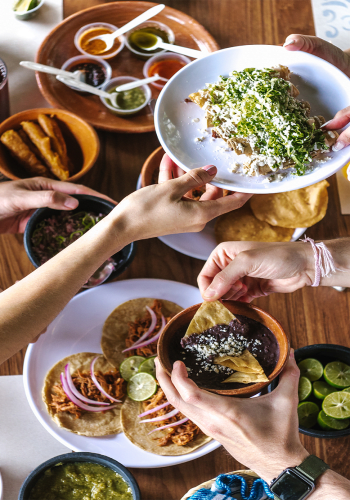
[{"x1": 271, "y1": 470, "x2": 313, "y2": 500}]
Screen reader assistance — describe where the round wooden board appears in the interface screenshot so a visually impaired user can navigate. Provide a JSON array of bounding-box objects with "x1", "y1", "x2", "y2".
[{"x1": 36, "y1": 1, "x2": 219, "y2": 133}]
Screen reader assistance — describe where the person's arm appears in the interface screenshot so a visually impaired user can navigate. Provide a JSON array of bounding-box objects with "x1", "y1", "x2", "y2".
[
  {"x1": 197, "y1": 238, "x2": 350, "y2": 302},
  {"x1": 0, "y1": 161, "x2": 251, "y2": 364},
  {"x1": 155, "y1": 353, "x2": 350, "y2": 499}
]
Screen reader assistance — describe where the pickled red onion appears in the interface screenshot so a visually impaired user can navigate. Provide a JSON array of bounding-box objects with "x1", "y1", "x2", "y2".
[
  {"x1": 90, "y1": 356, "x2": 122, "y2": 403},
  {"x1": 138, "y1": 401, "x2": 170, "y2": 417},
  {"x1": 64, "y1": 363, "x2": 109, "y2": 406},
  {"x1": 123, "y1": 315, "x2": 166, "y2": 353},
  {"x1": 60, "y1": 373, "x2": 119, "y2": 412},
  {"x1": 148, "y1": 417, "x2": 189, "y2": 435},
  {"x1": 140, "y1": 408, "x2": 179, "y2": 423},
  {"x1": 132, "y1": 306, "x2": 157, "y2": 346}
]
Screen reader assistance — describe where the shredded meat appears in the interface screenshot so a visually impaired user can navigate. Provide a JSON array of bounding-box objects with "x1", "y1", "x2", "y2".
[
  {"x1": 141, "y1": 388, "x2": 201, "y2": 447},
  {"x1": 124, "y1": 300, "x2": 173, "y2": 357},
  {"x1": 50, "y1": 369, "x2": 126, "y2": 419}
]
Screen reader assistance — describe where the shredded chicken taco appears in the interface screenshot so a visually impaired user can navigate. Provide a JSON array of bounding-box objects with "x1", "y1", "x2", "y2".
[{"x1": 42, "y1": 352, "x2": 126, "y2": 437}]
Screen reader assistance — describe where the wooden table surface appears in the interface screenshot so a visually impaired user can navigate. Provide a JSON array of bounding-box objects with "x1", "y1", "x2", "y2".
[{"x1": 1, "y1": 1, "x2": 350, "y2": 498}]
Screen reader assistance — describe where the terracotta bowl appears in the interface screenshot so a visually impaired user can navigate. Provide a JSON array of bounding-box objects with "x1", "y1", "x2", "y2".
[
  {"x1": 0, "y1": 108, "x2": 99, "y2": 182},
  {"x1": 158, "y1": 300, "x2": 290, "y2": 397},
  {"x1": 141, "y1": 145, "x2": 164, "y2": 187}
]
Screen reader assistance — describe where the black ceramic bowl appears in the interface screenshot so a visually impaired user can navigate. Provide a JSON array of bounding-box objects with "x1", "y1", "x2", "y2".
[
  {"x1": 23, "y1": 194, "x2": 136, "y2": 284},
  {"x1": 18, "y1": 452, "x2": 141, "y2": 500},
  {"x1": 295, "y1": 344, "x2": 350, "y2": 439}
]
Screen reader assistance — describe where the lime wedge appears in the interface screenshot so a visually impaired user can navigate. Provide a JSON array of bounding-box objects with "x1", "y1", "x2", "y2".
[
  {"x1": 322, "y1": 391, "x2": 350, "y2": 419},
  {"x1": 127, "y1": 373, "x2": 157, "y2": 401},
  {"x1": 139, "y1": 356, "x2": 156, "y2": 378},
  {"x1": 323, "y1": 361, "x2": 350, "y2": 389},
  {"x1": 298, "y1": 358, "x2": 323, "y2": 382},
  {"x1": 120, "y1": 356, "x2": 145, "y2": 381},
  {"x1": 13, "y1": 0, "x2": 38, "y2": 12},
  {"x1": 317, "y1": 410, "x2": 350, "y2": 431},
  {"x1": 298, "y1": 376, "x2": 312, "y2": 401},
  {"x1": 313, "y1": 381, "x2": 337, "y2": 400},
  {"x1": 298, "y1": 402, "x2": 319, "y2": 428},
  {"x1": 343, "y1": 387, "x2": 350, "y2": 394}
]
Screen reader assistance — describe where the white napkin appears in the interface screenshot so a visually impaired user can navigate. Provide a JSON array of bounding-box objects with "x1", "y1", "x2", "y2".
[
  {"x1": 0, "y1": 375, "x2": 69, "y2": 500},
  {"x1": 0, "y1": 0, "x2": 62, "y2": 115}
]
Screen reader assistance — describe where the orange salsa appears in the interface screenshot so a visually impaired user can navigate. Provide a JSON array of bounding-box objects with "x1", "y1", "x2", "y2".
[
  {"x1": 148, "y1": 59, "x2": 187, "y2": 85},
  {"x1": 79, "y1": 28, "x2": 121, "y2": 57}
]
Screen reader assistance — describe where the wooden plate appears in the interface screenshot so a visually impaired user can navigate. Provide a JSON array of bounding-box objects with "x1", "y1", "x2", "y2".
[{"x1": 36, "y1": 1, "x2": 219, "y2": 133}]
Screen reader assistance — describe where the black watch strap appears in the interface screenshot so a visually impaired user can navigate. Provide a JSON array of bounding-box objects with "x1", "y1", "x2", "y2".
[{"x1": 295, "y1": 455, "x2": 329, "y2": 482}]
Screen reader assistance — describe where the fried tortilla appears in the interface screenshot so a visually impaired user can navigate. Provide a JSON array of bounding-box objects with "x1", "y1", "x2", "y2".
[
  {"x1": 249, "y1": 180, "x2": 329, "y2": 228},
  {"x1": 222, "y1": 371, "x2": 269, "y2": 384},
  {"x1": 0, "y1": 129, "x2": 48, "y2": 176},
  {"x1": 121, "y1": 396, "x2": 211, "y2": 456},
  {"x1": 215, "y1": 349, "x2": 265, "y2": 374},
  {"x1": 185, "y1": 300, "x2": 236, "y2": 337},
  {"x1": 21, "y1": 121, "x2": 69, "y2": 180},
  {"x1": 215, "y1": 205, "x2": 295, "y2": 244},
  {"x1": 42, "y1": 352, "x2": 124, "y2": 437},
  {"x1": 101, "y1": 298, "x2": 183, "y2": 367},
  {"x1": 38, "y1": 114, "x2": 68, "y2": 170}
]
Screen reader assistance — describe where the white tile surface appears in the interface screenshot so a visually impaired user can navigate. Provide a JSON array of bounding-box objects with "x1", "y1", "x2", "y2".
[{"x1": 312, "y1": 0, "x2": 350, "y2": 50}]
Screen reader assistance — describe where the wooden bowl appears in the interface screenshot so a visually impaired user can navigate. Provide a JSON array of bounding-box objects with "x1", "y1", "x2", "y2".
[
  {"x1": 141, "y1": 145, "x2": 164, "y2": 187},
  {"x1": 158, "y1": 301, "x2": 290, "y2": 397},
  {"x1": 0, "y1": 108, "x2": 99, "y2": 182}
]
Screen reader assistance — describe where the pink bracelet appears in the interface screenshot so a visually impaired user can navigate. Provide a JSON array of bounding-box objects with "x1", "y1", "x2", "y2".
[{"x1": 301, "y1": 237, "x2": 336, "y2": 287}]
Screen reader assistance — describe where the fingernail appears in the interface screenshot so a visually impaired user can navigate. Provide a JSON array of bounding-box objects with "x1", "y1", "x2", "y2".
[
  {"x1": 283, "y1": 39, "x2": 295, "y2": 47},
  {"x1": 203, "y1": 288, "x2": 217, "y2": 298},
  {"x1": 333, "y1": 141, "x2": 346, "y2": 152},
  {"x1": 320, "y1": 119, "x2": 332, "y2": 129},
  {"x1": 290, "y1": 348, "x2": 294, "y2": 359},
  {"x1": 64, "y1": 197, "x2": 78, "y2": 209},
  {"x1": 202, "y1": 165, "x2": 217, "y2": 175}
]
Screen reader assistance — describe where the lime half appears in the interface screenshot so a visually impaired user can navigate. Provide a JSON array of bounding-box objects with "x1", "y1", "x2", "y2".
[
  {"x1": 298, "y1": 358, "x2": 323, "y2": 382},
  {"x1": 317, "y1": 410, "x2": 350, "y2": 431},
  {"x1": 298, "y1": 376, "x2": 312, "y2": 401},
  {"x1": 127, "y1": 373, "x2": 157, "y2": 401},
  {"x1": 120, "y1": 356, "x2": 145, "y2": 381},
  {"x1": 297, "y1": 402, "x2": 319, "y2": 428},
  {"x1": 139, "y1": 356, "x2": 156, "y2": 378},
  {"x1": 324, "y1": 361, "x2": 350, "y2": 389},
  {"x1": 322, "y1": 391, "x2": 350, "y2": 420},
  {"x1": 313, "y1": 381, "x2": 337, "y2": 400}
]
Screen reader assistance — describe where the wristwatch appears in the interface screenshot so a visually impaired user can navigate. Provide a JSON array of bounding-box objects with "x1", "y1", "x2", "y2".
[{"x1": 270, "y1": 455, "x2": 329, "y2": 500}]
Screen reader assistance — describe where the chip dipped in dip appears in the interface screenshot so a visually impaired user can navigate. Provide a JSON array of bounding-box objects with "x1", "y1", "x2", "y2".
[{"x1": 169, "y1": 301, "x2": 279, "y2": 390}]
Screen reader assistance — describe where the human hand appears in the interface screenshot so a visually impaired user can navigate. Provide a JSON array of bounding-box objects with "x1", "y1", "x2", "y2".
[
  {"x1": 0, "y1": 177, "x2": 116, "y2": 234},
  {"x1": 198, "y1": 241, "x2": 314, "y2": 302},
  {"x1": 155, "y1": 352, "x2": 308, "y2": 483},
  {"x1": 116, "y1": 154, "x2": 252, "y2": 240},
  {"x1": 284, "y1": 34, "x2": 350, "y2": 157}
]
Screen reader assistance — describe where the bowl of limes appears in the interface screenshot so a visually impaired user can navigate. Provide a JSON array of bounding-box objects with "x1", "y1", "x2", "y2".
[{"x1": 295, "y1": 344, "x2": 350, "y2": 438}]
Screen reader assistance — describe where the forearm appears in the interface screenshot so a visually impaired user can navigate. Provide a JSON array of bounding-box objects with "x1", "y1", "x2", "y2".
[
  {"x1": 304, "y1": 238, "x2": 350, "y2": 287},
  {"x1": 0, "y1": 213, "x2": 129, "y2": 364}
]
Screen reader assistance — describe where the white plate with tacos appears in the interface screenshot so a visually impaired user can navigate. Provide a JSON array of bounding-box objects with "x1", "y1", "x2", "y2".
[{"x1": 23, "y1": 278, "x2": 221, "y2": 468}]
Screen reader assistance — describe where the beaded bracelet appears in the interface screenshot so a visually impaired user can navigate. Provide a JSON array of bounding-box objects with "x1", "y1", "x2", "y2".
[{"x1": 300, "y1": 237, "x2": 336, "y2": 287}]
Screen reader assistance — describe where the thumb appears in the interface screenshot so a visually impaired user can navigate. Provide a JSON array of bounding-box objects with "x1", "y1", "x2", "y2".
[
  {"x1": 172, "y1": 165, "x2": 217, "y2": 197},
  {"x1": 20, "y1": 190, "x2": 79, "y2": 211},
  {"x1": 274, "y1": 349, "x2": 300, "y2": 400}
]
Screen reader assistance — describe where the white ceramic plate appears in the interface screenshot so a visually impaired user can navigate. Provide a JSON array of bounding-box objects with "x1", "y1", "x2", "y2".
[
  {"x1": 23, "y1": 279, "x2": 220, "y2": 468},
  {"x1": 136, "y1": 176, "x2": 306, "y2": 260},
  {"x1": 155, "y1": 45, "x2": 350, "y2": 194}
]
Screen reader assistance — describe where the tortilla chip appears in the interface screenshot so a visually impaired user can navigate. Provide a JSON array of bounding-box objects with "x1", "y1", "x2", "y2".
[
  {"x1": 222, "y1": 371, "x2": 269, "y2": 384},
  {"x1": 42, "y1": 352, "x2": 123, "y2": 437},
  {"x1": 249, "y1": 181, "x2": 329, "y2": 228},
  {"x1": 101, "y1": 298, "x2": 183, "y2": 367},
  {"x1": 185, "y1": 300, "x2": 235, "y2": 337},
  {"x1": 121, "y1": 397, "x2": 212, "y2": 456},
  {"x1": 215, "y1": 205, "x2": 295, "y2": 244},
  {"x1": 215, "y1": 350, "x2": 265, "y2": 374}
]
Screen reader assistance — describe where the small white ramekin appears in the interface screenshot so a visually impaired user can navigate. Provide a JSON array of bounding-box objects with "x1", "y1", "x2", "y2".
[
  {"x1": 61, "y1": 55, "x2": 112, "y2": 91},
  {"x1": 143, "y1": 52, "x2": 191, "y2": 90},
  {"x1": 13, "y1": 0, "x2": 44, "y2": 20},
  {"x1": 100, "y1": 76, "x2": 152, "y2": 116},
  {"x1": 74, "y1": 22, "x2": 125, "y2": 60},
  {"x1": 125, "y1": 21, "x2": 174, "y2": 59}
]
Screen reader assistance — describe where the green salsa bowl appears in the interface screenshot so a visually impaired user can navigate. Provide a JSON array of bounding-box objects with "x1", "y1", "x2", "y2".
[{"x1": 18, "y1": 452, "x2": 141, "y2": 500}]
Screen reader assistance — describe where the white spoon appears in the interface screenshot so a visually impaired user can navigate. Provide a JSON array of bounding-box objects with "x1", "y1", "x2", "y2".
[
  {"x1": 115, "y1": 74, "x2": 166, "y2": 92},
  {"x1": 20, "y1": 61, "x2": 85, "y2": 81},
  {"x1": 141, "y1": 36, "x2": 205, "y2": 59},
  {"x1": 56, "y1": 75, "x2": 120, "y2": 108},
  {"x1": 88, "y1": 3, "x2": 165, "y2": 53}
]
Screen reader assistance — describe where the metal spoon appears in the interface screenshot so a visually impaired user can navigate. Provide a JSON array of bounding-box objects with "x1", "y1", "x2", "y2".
[
  {"x1": 115, "y1": 74, "x2": 167, "y2": 92},
  {"x1": 56, "y1": 75, "x2": 120, "y2": 108},
  {"x1": 20, "y1": 61, "x2": 85, "y2": 82},
  {"x1": 83, "y1": 259, "x2": 116, "y2": 288},
  {"x1": 88, "y1": 3, "x2": 165, "y2": 53},
  {"x1": 141, "y1": 36, "x2": 205, "y2": 59}
]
